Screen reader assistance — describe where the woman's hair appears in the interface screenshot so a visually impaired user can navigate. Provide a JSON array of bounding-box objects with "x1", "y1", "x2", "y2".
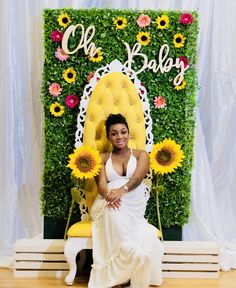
[{"x1": 105, "y1": 113, "x2": 129, "y2": 136}]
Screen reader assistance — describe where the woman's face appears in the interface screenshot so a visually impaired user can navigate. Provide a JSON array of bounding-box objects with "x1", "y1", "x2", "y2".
[{"x1": 108, "y1": 123, "x2": 129, "y2": 149}]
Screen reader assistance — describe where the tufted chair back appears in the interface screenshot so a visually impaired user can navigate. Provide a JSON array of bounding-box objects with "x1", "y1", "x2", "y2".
[{"x1": 82, "y1": 71, "x2": 147, "y2": 216}]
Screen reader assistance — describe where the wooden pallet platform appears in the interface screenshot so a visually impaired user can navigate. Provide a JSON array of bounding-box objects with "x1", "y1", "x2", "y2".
[
  {"x1": 13, "y1": 239, "x2": 220, "y2": 278},
  {"x1": 13, "y1": 239, "x2": 68, "y2": 278},
  {"x1": 162, "y1": 241, "x2": 220, "y2": 278}
]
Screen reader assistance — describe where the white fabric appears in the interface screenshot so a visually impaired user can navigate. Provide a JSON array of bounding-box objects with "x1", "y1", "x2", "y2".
[
  {"x1": 89, "y1": 152, "x2": 163, "y2": 287},
  {"x1": 1, "y1": 0, "x2": 236, "y2": 273}
]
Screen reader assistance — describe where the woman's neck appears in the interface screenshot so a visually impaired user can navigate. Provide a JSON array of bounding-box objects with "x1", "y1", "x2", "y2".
[{"x1": 112, "y1": 146, "x2": 130, "y2": 155}]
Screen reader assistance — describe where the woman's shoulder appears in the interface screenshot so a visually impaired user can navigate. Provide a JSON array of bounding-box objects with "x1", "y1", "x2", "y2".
[
  {"x1": 132, "y1": 148, "x2": 149, "y2": 159},
  {"x1": 100, "y1": 152, "x2": 110, "y2": 163}
]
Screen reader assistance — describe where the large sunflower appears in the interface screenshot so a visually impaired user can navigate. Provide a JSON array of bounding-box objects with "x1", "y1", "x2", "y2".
[
  {"x1": 63, "y1": 67, "x2": 76, "y2": 83},
  {"x1": 49, "y1": 102, "x2": 64, "y2": 117},
  {"x1": 113, "y1": 16, "x2": 127, "y2": 30},
  {"x1": 150, "y1": 138, "x2": 185, "y2": 175},
  {"x1": 173, "y1": 33, "x2": 186, "y2": 48},
  {"x1": 67, "y1": 146, "x2": 102, "y2": 179},
  {"x1": 136, "y1": 31, "x2": 151, "y2": 46},
  {"x1": 88, "y1": 49, "x2": 103, "y2": 62},
  {"x1": 57, "y1": 13, "x2": 72, "y2": 28},
  {"x1": 156, "y1": 15, "x2": 169, "y2": 29}
]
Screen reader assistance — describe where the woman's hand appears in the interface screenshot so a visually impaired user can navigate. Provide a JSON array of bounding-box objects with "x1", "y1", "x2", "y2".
[{"x1": 106, "y1": 187, "x2": 124, "y2": 210}]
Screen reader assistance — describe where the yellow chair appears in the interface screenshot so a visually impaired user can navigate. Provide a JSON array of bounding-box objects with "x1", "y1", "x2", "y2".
[{"x1": 64, "y1": 69, "x2": 161, "y2": 285}]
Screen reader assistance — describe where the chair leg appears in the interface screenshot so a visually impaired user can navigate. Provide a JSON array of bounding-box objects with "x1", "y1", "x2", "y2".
[{"x1": 64, "y1": 238, "x2": 81, "y2": 286}]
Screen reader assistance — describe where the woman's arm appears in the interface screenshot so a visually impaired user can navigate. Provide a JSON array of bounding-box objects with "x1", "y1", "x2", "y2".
[{"x1": 95, "y1": 154, "x2": 109, "y2": 199}]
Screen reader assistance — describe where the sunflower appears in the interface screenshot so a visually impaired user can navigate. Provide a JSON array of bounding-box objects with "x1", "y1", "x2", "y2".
[
  {"x1": 57, "y1": 13, "x2": 72, "y2": 28},
  {"x1": 136, "y1": 31, "x2": 151, "y2": 46},
  {"x1": 156, "y1": 15, "x2": 169, "y2": 29},
  {"x1": 50, "y1": 102, "x2": 64, "y2": 117},
  {"x1": 175, "y1": 79, "x2": 187, "y2": 90},
  {"x1": 150, "y1": 138, "x2": 185, "y2": 175},
  {"x1": 67, "y1": 146, "x2": 102, "y2": 179},
  {"x1": 63, "y1": 67, "x2": 76, "y2": 83},
  {"x1": 173, "y1": 33, "x2": 186, "y2": 48},
  {"x1": 113, "y1": 16, "x2": 127, "y2": 30},
  {"x1": 88, "y1": 49, "x2": 103, "y2": 62}
]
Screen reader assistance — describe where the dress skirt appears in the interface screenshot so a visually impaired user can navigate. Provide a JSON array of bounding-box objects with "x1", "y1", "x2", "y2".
[{"x1": 88, "y1": 178, "x2": 164, "y2": 288}]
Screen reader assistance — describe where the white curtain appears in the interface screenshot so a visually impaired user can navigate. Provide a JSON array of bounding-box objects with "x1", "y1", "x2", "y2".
[{"x1": 0, "y1": 0, "x2": 236, "y2": 270}]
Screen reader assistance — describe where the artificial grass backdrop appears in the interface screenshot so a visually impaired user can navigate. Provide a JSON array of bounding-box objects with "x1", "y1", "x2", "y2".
[{"x1": 41, "y1": 8, "x2": 198, "y2": 229}]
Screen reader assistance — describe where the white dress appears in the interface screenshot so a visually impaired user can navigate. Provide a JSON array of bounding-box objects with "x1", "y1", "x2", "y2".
[{"x1": 88, "y1": 150, "x2": 164, "y2": 288}]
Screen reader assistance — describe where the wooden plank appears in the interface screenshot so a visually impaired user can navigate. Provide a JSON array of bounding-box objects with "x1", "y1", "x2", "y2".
[
  {"x1": 13, "y1": 270, "x2": 68, "y2": 278},
  {"x1": 14, "y1": 239, "x2": 65, "y2": 253},
  {"x1": 162, "y1": 263, "x2": 219, "y2": 271},
  {"x1": 14, "y1": 262, "x2": 69, "y2": 270},
  {"x1": 163, "y1": 271, "x2": 220, "y2": 279},
  {"x1": 163, "y1": 254, "x2": 219, "y2": 263},
  {"x1": 163, "y1": 241, "x2": 220, "y2": 254},
  {"x1": 14, "y1": 253, "x2": 66, "y2": 261}
]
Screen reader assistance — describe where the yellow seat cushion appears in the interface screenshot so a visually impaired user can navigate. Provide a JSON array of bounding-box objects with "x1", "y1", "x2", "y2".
[
  {"x1": 67, "y1": 221, "x2": 92, "y2": 237},
  {"x1": 67, "y1": 220, "x2": 162, "y2": 239}
]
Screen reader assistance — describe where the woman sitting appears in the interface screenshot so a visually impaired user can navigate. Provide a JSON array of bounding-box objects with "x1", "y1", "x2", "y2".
[{"x1": 88, "y1": 113, "x2": 164, "y2": 288}]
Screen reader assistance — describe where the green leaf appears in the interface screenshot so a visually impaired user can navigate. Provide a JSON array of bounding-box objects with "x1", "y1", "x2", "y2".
[{"x1": 71, "y1": 187, "x2": 82, "y2": 204}]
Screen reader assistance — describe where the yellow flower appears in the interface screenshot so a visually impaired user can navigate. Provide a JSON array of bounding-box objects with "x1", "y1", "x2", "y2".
[
  {"x1": 88, "y1": 49, "x2": 103, "y2": 62},
  {"x1": 150, "y1": 138, "x2": 185, "y2": 175},
  {"x1": 175, "y1": 79, "x2": 187, "y2": 90},
  {"x1": 136, "y1": 31, "x2": 151, "y2": 46},
  {"x1": 113, "y1": 16, "x2": 127, "y2": 30},
  {"x1": 173, "y1": 33, "x2": 186, "y2": 48},
  {"x1": 50, "y1": 102, "x2": 64, "y2": 117},
  {"x1": 63, "y1": 67, "x2": 76, "y2": 83},
  {"x1": 67, "y1": 146, "x2": 102, "y2": 179},
  {"x1": 58, "y1": 13, "x2": 72, "y2": 28},
  {"x1": 156, "y1": 15, "x2": 169, "y2": 29}
]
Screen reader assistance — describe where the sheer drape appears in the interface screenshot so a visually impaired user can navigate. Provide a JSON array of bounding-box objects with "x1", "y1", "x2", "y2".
[{"x1": 0, "y1": 0, "x2": 236, "y2": 270}]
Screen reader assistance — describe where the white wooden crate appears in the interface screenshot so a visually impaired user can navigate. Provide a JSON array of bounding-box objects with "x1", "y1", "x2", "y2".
[
  {"x1": 13, "y1": 239, "x2": 220, "y2": 279},
  {"x1": 162, "y1": 241, "x2": 220, "y2": 279},
  {"x1": 13, "y1": 239, "x2": 69, "y2": 278}
]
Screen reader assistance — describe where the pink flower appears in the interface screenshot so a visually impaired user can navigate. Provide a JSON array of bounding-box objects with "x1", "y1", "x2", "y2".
[
  {"x1": 154, "y1": 96, "x2": 166, "y2": 109},
  {"x1": 87, "y1": 71, "x2": 95, "y2": 82},
  {"x1": 51, "y1": 30, "x2": 63, "y2": 43},
  {"x1": 180, "y1": 13, "x2": 193, "y2": 25},
  {"x1": 179, "y1": 56, "x2": 189, "y2": 68},
  {"x1": 55, "y1": 48, "x2": 69, "y2": 61},
  {"x1": 49, "y1": 83, "x2": 62, "y2": 97},
  {"x1": 136, "y1": 14, "x2": 151, "y2": 28},
  {"x1": 65, "y1": 94, "x2": 79, "y2": 108}
]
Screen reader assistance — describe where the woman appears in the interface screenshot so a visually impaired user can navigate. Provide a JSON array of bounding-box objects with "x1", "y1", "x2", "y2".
[{"x1": 88, "y1": 113, "x2": 164, "y2": 288}]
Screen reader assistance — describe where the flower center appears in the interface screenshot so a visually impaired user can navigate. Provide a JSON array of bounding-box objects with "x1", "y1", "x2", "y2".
[
  {"x1": 67, "y1": 72, "x2": 73, "y2": 78},
  {"x1": 62, "y1": 17, "x2": 68, "y2": 24},
  {"x1": 76, "y1": 157, "x2": 92, "y2": 172},
  {"x1": 54, "y1": 106, "x2": 61, "y2": 113},
  {"x1": 156, "y1": 149, "x2": 172, "y2": 166},
  {"x1": 141, "y1": 35, "x2": 147, "y2": 41},
  {"x1": 176, "y1": 37, "x2": 182, "y2": 43},
  {"x1": 94, "y1": 53, "x2": 98, "y2": 58},
  {"x1": 117, "y1": 20, "x2": 123, "y2": 25},
  {"x1": 160, "y1": 20, "x2": 166, "y2": 26}
]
